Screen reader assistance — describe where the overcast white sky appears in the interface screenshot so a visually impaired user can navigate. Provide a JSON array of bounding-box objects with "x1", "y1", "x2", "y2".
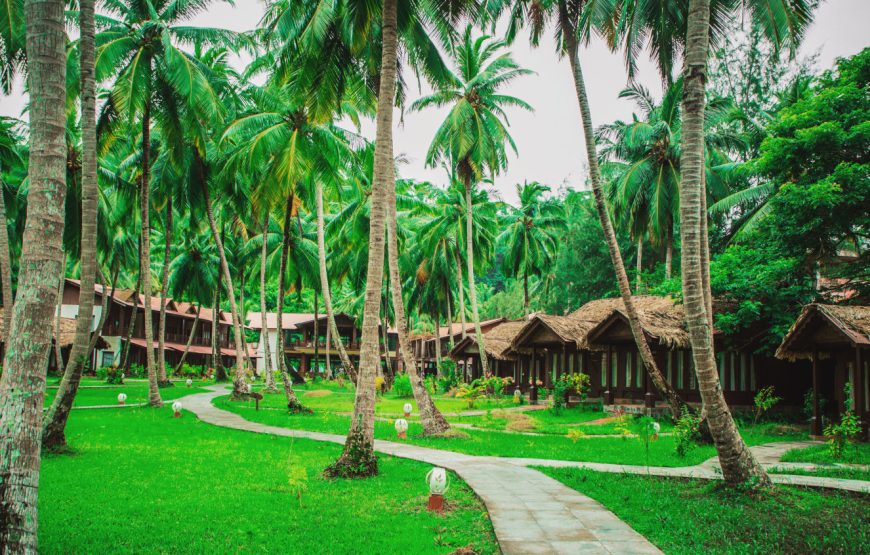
[{"x1": 1, "y1": 0, "x2": 868, "y2": 205}]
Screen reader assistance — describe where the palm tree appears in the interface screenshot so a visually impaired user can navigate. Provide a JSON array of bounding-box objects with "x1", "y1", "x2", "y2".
[
  {"x1": 0, "y1": 117, "x2": 24, "y2": 338},
  {"x1": 42, "y1": 0, "x2": 100, "y2": 449},
  {"x1": 490, "y1": 0, "x2": 688, "y2": 420},
  {"x1": 0, "y1": 0, "x2": 67, "y2": 547},
  {"x1": 412, "y1": 25, "x2": 532, "y2": 379},
  {"x1": 498, "y1": 181, "x2": 564, "y2": 316},
  {"x1": 95, "y1": 0, "x2": 235, "y2": 406}
]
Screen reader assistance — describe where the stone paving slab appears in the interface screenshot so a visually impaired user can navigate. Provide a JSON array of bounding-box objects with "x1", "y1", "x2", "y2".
[{"x1": 183, "y1": 386, "x2": 663, "y2": 555}]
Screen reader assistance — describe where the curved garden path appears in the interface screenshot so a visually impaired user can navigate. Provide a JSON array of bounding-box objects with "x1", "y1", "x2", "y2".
[{"x1": 181, "y1": 386, "x2": 869, "y2": 554}]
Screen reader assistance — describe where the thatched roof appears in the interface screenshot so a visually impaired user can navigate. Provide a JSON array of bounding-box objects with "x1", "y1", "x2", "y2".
[
  {"x1": 775, "y1": 304, "x2": 870, "y2": 361},
  {"x1": 586, "y1": 296, "x2": 690, "y2": 350},
  {"x1": 0, "y1": 309, "x2": 106, "y2": 349},
  {"x1": 450, "y1": 320, "x2": 527, "y2": 361}
]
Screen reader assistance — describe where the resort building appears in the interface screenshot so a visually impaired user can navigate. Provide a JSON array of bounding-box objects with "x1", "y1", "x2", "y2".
[
  {"x1": 776, "y1": 303, "x2": 869, "y2": 438},
  {"x1": 247, "y1": 311, "x2": 400, "y2": 376},
  {"x1": 410, "y1": 318, "x2": 506, "y2": 375},
  {"x1": 449, "y1": 319, "x2": 527, "y2": 381}
]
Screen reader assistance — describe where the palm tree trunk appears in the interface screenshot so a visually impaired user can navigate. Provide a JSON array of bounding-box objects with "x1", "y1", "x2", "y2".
[
  {"x1": 636, "y1": 238, "x2": 643, "y2": 289},
  {"x1": 325, "y1": 0, "x2": 395, "y2": 479},
  {"x1": 445, "y1": 276, "x2": 454, "y2": 351},
  {"x1": 679, "y1": 0, "x2": 769, "y2": 487},
  {"x1": 325, "y1": 323, "x2": 332, "y2": 379},
  {"x1": 120, "y1": 276, "x2": 140, "y2": 371},
  {"x1": 433, "y1": 307, "x2": 443, "y2": 370},
  {"x1": 53, "y1": 254, "x2": 66, "y2": 375},
  {"x1": 314, "y1": 289, "x2": 319, "y2": 377},
  {"x1": 157, "y1": 196, "x2": 172, "y2": 387},
  {"x1": 42, "y1": 0, "x2": 100, "y2": 443},
  {"x1": 277, "y1": 193, "x2": 304, "y2": 411},
  {"x1": 454, "y1": 248, "x2": 467, "y2": 339},
  {"x1": 173, "y1": 307, "x2": 200, "y2": 373},
  {"x1": 211, "y1": 286, "x2": 219, "y2": 373},
  {"x1": 523, "y1": 266, "x2": 530, "y2": 317},
  {"x1": 463, "y1": 176, "x2": 490, "y2": 377},
  {"x1": 201, "y1": 181, "x2": 248, "y2": 398},
  {"x1": 260, "y1": 211, "x2": 276, "y2": 392},
  {"x1": 380, "y1": 295, "x2": 390, "y2": 381},
  {"x1": 0, "y1": 0, "x2": 67, "y2": 545},
  {"x1": 665, "y1": 227, "x2": 673, "y2": 280},
  {"x1": 0, "y1": 183, "x2": 14, "y2": 342},
  {"x1": 315, "y1": 180, "x2": 357, "y2": 381},
  {"x1": 140, "y1": 97, "x2": 163, "y2": 408},
  {"x1": 563, "y1": 26, "x2": 683, "y2": 420},
  {"x1": 239, "y1": 268, "x2": 254, "y2": 373}
]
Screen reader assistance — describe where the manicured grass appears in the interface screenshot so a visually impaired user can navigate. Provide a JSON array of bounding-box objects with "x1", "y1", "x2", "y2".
[
  {"x1": 453, "y1": 405, "x2": 676, "y2": 436},
  {"x1": 43, "y1": 382, "x2": 208, "y2": 407},
  {"x1": 537, "y1": 467, "x2": 870, "y2": 554},
  {"x1": 39, "y1": 408, "x2": 497, "y2": 554},
  {"x1": 216, "y1": 393, "x2": 805, "y2": 467},
  {"x1": 769, "y1": 466, "x2": 870, "y2": 481},
  {"x1": 781, "y1": 442, "x2": 870, "y2": 466}
]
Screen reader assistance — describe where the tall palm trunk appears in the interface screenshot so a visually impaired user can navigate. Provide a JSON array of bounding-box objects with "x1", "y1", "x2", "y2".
[
  {"x1": 380, "y1": 295, "x2": 390, "y2": 381},
  {"x1": 523, "y1": 265, "x2": 530, "y2": 317},
  {"x1": 0, "y1": 0, "x2": 67, "y2": 546},
  {"x1": 201, "y1": 181, "x2": 248, "y2": 398},
  {"x1": 260, "y1": 211, "x2": 276, "y2": 392},
  {"x1": 325, "y1": 324, "x2": 332, "y2": 379},
  {"x1": 120, "y1": 276, "x2": 140, "y2": 370},
  {"x1": 52, "y1": 254, "x2": 66, "y2": 375},
  {"x1": 665, "y1": 227, "x2": 673, "y2": 280},
  {"x1": 0, "y1": 184, "x2": 14, "y2": 342},
  {"x1": 173, "y1": 307, "x2": 200, "y2": 373},
  {"x1": 325, "y1": 0, "x2": 395, "y2": 479},
  {"x1": 211, "y1": 286, "x2": 220, "y2": 373},
  {"x1": 636, "y1": 238, "x2": 643, "y2": 289},
  {"x1": 277, "y1": 193, "x2": 304, "y2": 411},
  {"x1": 140, "y1": 97, "x2": 162, "y2": 408},
  {"x1": 454, "y1": 249, "x2": 467, "y2": 338},
  {"x1": 315, "y1": 180, "x2": 357, "y2": 381},
  {"x1": 433, "y1": 307, "x2": 442, "y2": 369},
  {"x1": 562, "y1": 20, "x2": 682, "y2": 420},
  {"x1": 680, "y1": 0, "x2": 769, "y2": 487},
  {"x1": 42, "y1": 0, "x2": 99, "y2": 446},
  {"x1": 463, "y1": 176, "x2": 490, "y2": 377},
  {"x1": 157, "y1": 196, "x2": 172, "y2": 386},
  {"x1": 445, "y1": 276, "x2": 454, "y2": 351}
]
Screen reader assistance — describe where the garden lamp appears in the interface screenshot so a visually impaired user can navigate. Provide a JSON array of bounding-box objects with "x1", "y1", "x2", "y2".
[
  {"x1": 186, "y1": 378, "x2": 193, "y2": 387},
  {"x1": 172, "y1": 401, "x2": 183, "y2": 418},
  {"x1": 403, "y1": 403, "x2": 413, "y2": 417},
  {"x1": 651, "y1": 421, "x2": 661, "y2": 441},
  {"x1": 117, "y1": 393, "x2": 127, "y2": 406},
  {"x1": 395, "y1": 418, "x2": 408, "y2": 439},
  {"x1": 426, "y1": 467, "x2": 450, "y2": 512}
]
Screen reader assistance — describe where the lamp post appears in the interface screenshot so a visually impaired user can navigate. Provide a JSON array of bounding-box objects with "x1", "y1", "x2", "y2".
[
  {"x1": 403, "y1": 403, "x2": 413, "y2": 417},
  {"x1": 117, "y1": 393, "x2": 127, "y2": 406},
  {"x1": 426, "y1": 467, "x2": 449, "y2": 512},
  {"x1": 172, "y1": 401, "x2": 183, "y2": 418},
  {"x1": 395, "y1": 418, "x2": 408, "y2": 439},
  {"x1": 186, "y1": 378, "x2": 193, "y2": 388}
]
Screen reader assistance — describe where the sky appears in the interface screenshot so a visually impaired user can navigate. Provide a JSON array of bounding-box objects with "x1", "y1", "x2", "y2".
[{"x1": 1, "y1": 0, "x2": 868, "y2": 205}]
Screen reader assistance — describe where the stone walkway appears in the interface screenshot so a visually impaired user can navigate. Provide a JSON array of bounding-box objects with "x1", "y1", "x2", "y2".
[{"x1": 185, "y1": 386, "x2": 661, "y2": 555}]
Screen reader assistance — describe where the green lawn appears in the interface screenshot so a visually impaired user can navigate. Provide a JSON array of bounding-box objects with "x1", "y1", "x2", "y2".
[
  {"x1": 769, "y1": 466, "x2": 870, "y2": 481},
  {"x1": 781, "y1": 442, "x2": 870, "y2": 466},
  {"x1": 39, "y1": 408, "x2": 497, "y2": 554},
  {"x1": 452, "y1": 405, "x2": 676, "y2": 436},
  {"x1": 537, "y1": 468, "x2": 870, "y2": 554},
  {"x1": 43, "y1": 381, "x2": 208, "y2": 407},
  {"x1": 216, "y1": 393, "x2": 805, "y2": 467}
]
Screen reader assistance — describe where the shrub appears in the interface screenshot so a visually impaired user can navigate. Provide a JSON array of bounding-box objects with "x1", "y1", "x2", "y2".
[
  {"x1": 437, "y1": 361, "x2": 460, "y2": 393},
  {"x1": 674, "y1": 407, "x2": 701, "y2": 458},
  {"x1": 127, "y1": 363, "x2": 146, "y2": 378},
  {"x1": 824, "y1": 383, "x2": 860, "y2": 460},
  {"x1": 392, "y1": 373, "x2": 413, "y2": 398},
  {"x1": 97, "y1": 366, "x2": 124, "y2": 384},
  {"x1": 456, "y1": 379, "x2": 487, "y2": 409},
  {"x1": 753, "y1": 386, "x2": 782, "y2": 424},
  {"x1": 565, "y1": 373, "x2": 591, "y2": 401},
  {"x1": 550, "y1": 378, "x2": 569, "y2": 415}
]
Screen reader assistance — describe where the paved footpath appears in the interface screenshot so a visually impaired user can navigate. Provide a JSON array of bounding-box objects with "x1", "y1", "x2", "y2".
[{"x1": 185, "y1": 386, "x2": 661, "y2": 555}]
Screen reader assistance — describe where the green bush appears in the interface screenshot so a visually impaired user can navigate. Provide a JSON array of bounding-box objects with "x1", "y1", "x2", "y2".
[
  {"x1": 391, "y1": 373, "x2": 413, "y2": 398},
  {"x1": 674, "y1": 407, "x2": 701, "y2": 458},
  {"x1": 824, "y1": 384, "x2": 860, "y2": 460},
  {"x1": 127, "y1": 363, "x2": 146, "y2": 378},
  {"x1": 437, "y1": 361, "x2": 460, "y2": 393}
]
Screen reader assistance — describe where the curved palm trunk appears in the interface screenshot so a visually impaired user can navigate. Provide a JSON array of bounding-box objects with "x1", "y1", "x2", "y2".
[
  {"x1": 433, "y1": 307, "x2": 443, "y2": 370},
  {"x1": 463, "y1": 177, "x2": 490, "y2": 377},
  {"x1": 201, "y1": 182, "x2": 248, "y2": 398},
  {"x1": 211, "y1": 286, "x2": 220, "y2": 373},
  {"x1": 563, "y1": 27, "x2": 682, "y2": 420},
  {"x1": 0, "y1": 185, "x2": 14, "y2": 341},
  {"x1": 680, "y1": 0, "x2": 769, "y2": 487},
  {"x1": 53, "y1": 255, "x2": 66, "y2": 375},
  {"x1": 260, "y1": 211, "x2": 276, "y2": 392},
  {"x1": 0, "y1": 0, "x2": 67, "y2": 546},
  {"x1": 636, "y1": 238, "x2": 643, "y2": 289},
  {"x1": 315, "y1": 180, "x2": 357, "y2": 381},
  {"x1": 325, "y1": 0, "x2": 396, "y2": 478},
  {"x1": 454, "y1": 249, "x2": 467, "y2": 339},
  {"x1": 325, "y1": 324, "x2": 332, "y2": 379},
  {"x1": 44, "y1": 19, "x2": 101, "y2": 436},
  {"x1": 277, "y1": 193, "x2": 304, "y2": 411},
  {"x1": 445, "y1": 275, "x2": 454, "y2": 351},
  {"x1": 157, "y1": 196, "x2": 172, "y2": 386},
  {"x1": 173, "y1": 307, "x2": 201, "y2": 373},
  {"x1": 120, "y1": 277, "x2": 140, "y2": 370},
  {"x1": 380, "y1": 295, "x2": 390, "y2": 381},
  {"x1": 523, "y1": 266, "x2": 530, "y2": 317},
  {"x1": 141, "y1": 98, "x2": 163, "y2": 408}
]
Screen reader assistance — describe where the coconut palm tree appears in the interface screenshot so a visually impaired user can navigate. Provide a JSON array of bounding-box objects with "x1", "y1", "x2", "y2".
[
  {"x1": 0, "y1": 0, "x2": 67, "y2": 547},
  {"x1": 412, "y1": 25, "x2": 532, "y2": 379},
  {"x1": 498, "y1": 181, "x2": 564, "y2": 316},
  {"x1": 0, "y1": 117, "x2": 24, "y2": 338}
]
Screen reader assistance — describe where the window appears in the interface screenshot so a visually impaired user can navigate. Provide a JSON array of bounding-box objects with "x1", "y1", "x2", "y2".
[
  {"x1": 625, "y1": 351, "x2": 631, "y2": 388},
  {"x1": 611, "y1": 352, "x2": 618, "y2": 388},
  {"x1": 740, "y1": 353, "x2": 747, "y2": 391},
  {"x1": 635, "y1": 353, "x2": 643, "y2": 388},
  {"x1": 601, "y1": 355, "x2": 607, "y2": 387},
  {"x1": 666, "y1": 352, "x2": 673, "y2": 384},
  {"x1": 688, "y1": 354, "x2": 695, "y2": 390},
  {"x1": 100, "y1": 351, "x2": 114, "y2": 368},
  {"x1": 676, "y1": 352, "x2": 684, "y2": 389},
  {"x1": 730, "y1": 352, "x2": 737, "y2": 391},
  {"x1": 718, "y1": 353, "x2": 725, "y2": 384}
]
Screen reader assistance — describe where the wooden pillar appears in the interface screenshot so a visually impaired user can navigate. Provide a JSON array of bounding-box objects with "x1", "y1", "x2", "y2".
[
  {"x1": 812, "y1": 347, "x2": 822, "y2": 436},
  {"x1": 530, "y1": 347, "x2": 538, "y2": 403},
  {"x1": 604, "y1": 346, "x2": 613, "y2": 405}
]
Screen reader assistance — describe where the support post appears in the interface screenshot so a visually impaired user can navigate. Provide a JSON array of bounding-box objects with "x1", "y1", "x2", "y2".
[
  {"x1": 856, "y1": 346, "x2": 867, "y2": 440},
  {"x1": 604, "y1": 345, "x2": 613, "y2": 405},
  {"x1": 812, "y1": 347, "x2": 822, "y2": 437},
  {"x1": 530, "y1": 347, "x2": 538, "y2": 404}
]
